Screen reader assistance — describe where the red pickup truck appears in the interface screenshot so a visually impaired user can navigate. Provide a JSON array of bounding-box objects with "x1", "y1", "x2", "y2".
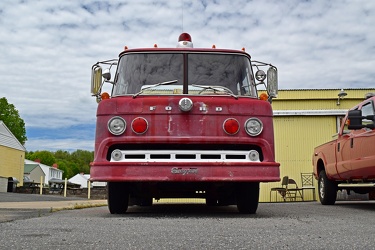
[{"x1": 313, "y1": 94, "x2": 375, "y2": 205}]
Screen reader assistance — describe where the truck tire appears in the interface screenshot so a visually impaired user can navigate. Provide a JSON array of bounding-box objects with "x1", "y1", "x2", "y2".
[
  {"x1": 236, "y1": 182, "x2": 259, "y2": 214},
  {"x1": 139, "y1": 197, "x2": 153, "y2": 206},
  {"x1": 206, "y1": 197, "x2": 218, "y2": 206},
  {"x1": 318, "y1": 170, "x2": 337, "y2": 205},
  {"x1": 108, "y1": 182, "x2": 129, "y2": 214}
]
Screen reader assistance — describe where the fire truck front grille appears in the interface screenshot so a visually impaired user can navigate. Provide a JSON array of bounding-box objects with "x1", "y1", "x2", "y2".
[{"x1": 109, "y1": 150, "x2": 260, "y2": 162}]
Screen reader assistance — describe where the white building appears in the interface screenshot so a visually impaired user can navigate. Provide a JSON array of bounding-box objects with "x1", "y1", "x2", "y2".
[
  {"x1": 69, "y1": 173, "x2": 106, "y2": 188},
  {"x1": 24, "y1": 159, "x2": 63, "y2": 185}
]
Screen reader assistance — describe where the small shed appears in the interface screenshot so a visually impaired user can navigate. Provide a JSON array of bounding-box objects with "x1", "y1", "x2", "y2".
[
  {"x1": 69, "y1": 173, "x2": 106, "y2": 188},
  {"x1": 24, "y1": 164, "x2": 45, "y2": 185},
  {"x1": 69, "y1": 174, "x2": 90, "y2": 188},
  {"x1": 24, "y1": 159, "x2": 63, "y2": 185}
]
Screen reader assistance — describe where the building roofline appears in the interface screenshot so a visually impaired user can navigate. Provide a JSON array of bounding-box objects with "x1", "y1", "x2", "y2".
[
  {"x1": 274, "y1": 109, "x2": 348, "y2": 116},
  {"x1": 0, "y1": 121, "x2": 25, "y2": 151},
  {"x1": 277, "y1": 88, "x2": 375, "y2": 91}
]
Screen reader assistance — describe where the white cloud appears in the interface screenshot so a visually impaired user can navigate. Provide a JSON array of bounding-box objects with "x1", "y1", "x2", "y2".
[{"x1": 1, "y1": 0, "x2": 374, "y2": 151}]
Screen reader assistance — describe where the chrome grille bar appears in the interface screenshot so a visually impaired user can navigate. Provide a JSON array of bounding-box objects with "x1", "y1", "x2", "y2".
[{"x1": 110, "y1": 150, "x2": 260, "y2": 162}]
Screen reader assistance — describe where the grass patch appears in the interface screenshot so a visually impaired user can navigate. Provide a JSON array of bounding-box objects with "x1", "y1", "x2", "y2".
[{"x1": 51, "y1": 202, "x2": 107, "y2": 212}]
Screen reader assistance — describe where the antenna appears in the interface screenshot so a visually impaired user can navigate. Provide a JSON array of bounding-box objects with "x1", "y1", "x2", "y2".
[
  {"x1": 181, "y1": 1, "x2": 184, "y2": 32},
  {"x1": 181, "y1": 0, "x2": 184, "y2": 32}
]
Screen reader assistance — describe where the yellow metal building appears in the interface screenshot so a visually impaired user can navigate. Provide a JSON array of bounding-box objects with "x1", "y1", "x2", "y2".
[
  {"x1": 0, "y1": 121, "x2": 25, "y2": 191},
  {"x1": 261, "y1": 88, "x2": 375, "y2": 202}
]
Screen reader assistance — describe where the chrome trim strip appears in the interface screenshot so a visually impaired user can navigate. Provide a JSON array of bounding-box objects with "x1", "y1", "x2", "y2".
[{"x1": 110, "y1": 150, "x2": 260, "y2": 163}]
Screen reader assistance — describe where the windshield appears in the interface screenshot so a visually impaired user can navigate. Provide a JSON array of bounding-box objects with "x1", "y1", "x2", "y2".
[{"x1": 113, "y1": 52, "x2": 257, "y2": 97}]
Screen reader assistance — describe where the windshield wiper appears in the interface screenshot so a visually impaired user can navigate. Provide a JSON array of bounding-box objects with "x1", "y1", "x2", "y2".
[
  {"x1": 133, "y1": 80, "x2": 178, "y2": 98},
  {"x1": 192, "y1": 84, "x2": 238, "y2": 99}
]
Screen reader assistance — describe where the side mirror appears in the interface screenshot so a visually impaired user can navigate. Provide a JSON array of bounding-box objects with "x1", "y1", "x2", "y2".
[
  {"x1": 267, "y1": 66, "x2": 278, "y2": 98},
  {"x1": 348, "y1": 110, "x2": 375, "y2": 130},
  {"x1": 347, "y1": 110, "x2": 362, "y2": 130},
  {"x1": 91, "y1": 64, "x2": 102, "y2": 95}
]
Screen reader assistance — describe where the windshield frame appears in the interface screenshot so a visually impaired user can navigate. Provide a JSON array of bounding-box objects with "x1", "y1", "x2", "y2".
[{"x1": 112, "y1": 51, "x2": 258, "y2": 98}]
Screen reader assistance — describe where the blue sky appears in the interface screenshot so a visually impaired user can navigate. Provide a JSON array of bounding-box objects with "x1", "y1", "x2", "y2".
[{"x1": 1, "y1": 0, "x2": 374, "y2": 152}]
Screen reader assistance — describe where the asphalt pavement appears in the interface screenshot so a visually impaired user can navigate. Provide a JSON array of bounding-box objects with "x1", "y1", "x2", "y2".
[{"x1": 0, "y1": 192, "x2": 107, "y2": 223}]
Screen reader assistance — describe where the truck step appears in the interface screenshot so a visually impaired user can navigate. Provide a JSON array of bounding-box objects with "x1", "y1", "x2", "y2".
[{"x1": 338, "y1": 183, "x2": 375, "y2": 188}]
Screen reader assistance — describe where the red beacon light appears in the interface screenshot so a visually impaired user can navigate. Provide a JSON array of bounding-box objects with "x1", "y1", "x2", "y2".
[{"x1": 177, "y1": 33, "x2": 193, "y2": 48}]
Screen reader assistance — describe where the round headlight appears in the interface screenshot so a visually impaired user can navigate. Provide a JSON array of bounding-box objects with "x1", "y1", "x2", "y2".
[
  {"x1": 248, "y1": 150, "x2": 260, "y2": 162},
  {"x1": 108, "y1": 116, "x2": 126, "y2": 135},
  {"x1": 245, "y1": 118, "x2": 263, "y2": 136},
  {"x1": 255, "y1": 70, "x2": 266, "y2": 81},
  {"x1": 111, "y1": 149, "x2": 123, "y2": 161}
]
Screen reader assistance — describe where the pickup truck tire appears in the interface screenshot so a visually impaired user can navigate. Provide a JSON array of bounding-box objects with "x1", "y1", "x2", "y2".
[
  {"x1": 139, "y1": 197, "x2": 153, "y2": 206},
  {"x1": 108, "y1": 182, "x2": 129, "y2": 214},
  {"x1": 236, "y1": 182, "x2": 259, "y2": 214},
  {"x1": 206, "y1": 197, "x2": 218, "y2": 206},
  {"x1": 318, "y1": 170, "x2": 337, "y2": 205}
]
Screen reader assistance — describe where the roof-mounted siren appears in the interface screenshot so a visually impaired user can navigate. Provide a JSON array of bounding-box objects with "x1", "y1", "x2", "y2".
[{"x1": 177, "y1": 33, "x2": 193, "y2": 48}]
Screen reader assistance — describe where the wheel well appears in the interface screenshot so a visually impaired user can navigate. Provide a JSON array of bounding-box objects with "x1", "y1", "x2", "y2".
[{"x1": 317, "y1": 159, "x2": 325, "y2": 176}]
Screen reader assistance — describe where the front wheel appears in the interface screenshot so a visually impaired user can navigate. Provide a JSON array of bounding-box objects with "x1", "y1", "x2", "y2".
[
  {"x1": 236, "y1": 182, "x2": 259, "y2": 214},
  {"x1": 107, "y1": 182, "x2": 129, "y2": 214},
  {"x1": 318, "y1": 170, "x2": 337, "y2": 205}
]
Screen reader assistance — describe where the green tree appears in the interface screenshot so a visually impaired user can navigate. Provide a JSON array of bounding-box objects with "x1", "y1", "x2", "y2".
[
  {"x1": 26, "y1": 149, "x2": 94, "y2": 179},
  {"x1": 54, "y1": 150, "x2": 71, "y2": 160},
  {"x1": 71, "y1": 150, "x2": 93, "y2": 173},
  {"x1": 56, "y1": 160, "x2": 74, "y2": 179},
  {"x1": 53, "y1": 150, "x2": 94, "y2": 178},
  {"x1": 27, "y1": 150, "x2": 56, "y2": 166},
  {"x1": 0, "y1": 97, "x2": 27, "y2": 144}
]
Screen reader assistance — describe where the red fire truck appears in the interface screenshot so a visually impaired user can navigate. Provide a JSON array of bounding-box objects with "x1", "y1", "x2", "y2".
[{"x1": 90, "y1": 33, "x2": 280, "y2": 214}]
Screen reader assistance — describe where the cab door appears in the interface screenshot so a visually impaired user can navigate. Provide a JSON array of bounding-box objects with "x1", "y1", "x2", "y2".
[
  {"x1": 350, "y1": 101, "x2": 375, "y2": 179},
  {"x1": 336, "y1": 120, "x2": 354, "y2": 179}
]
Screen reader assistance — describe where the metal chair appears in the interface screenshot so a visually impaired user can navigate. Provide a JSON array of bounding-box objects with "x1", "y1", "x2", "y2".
[
  {"x1": 270, "y1": 176, "x2": 289, "y2": 202},
  {"x1": 285, "y1": 178, "x2": 303, "y2": 201},
  {"x1": 300, "y1": 172, "x2": 316, "y2": 201}
]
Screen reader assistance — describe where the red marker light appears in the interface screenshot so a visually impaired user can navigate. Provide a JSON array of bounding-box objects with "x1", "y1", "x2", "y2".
[
  {"x1": 101, "y1": 92, "x2": 110, "y2": 100},
  {"x1": 223, "y1": 118, "x2": 240, "y2": 135},
  {"x1": 178, "y1": 33, "x2": 192, "y2": 42},
  {"x1": 131, "y1": 117, "x2": 148, "y2": 134},
  {"x1": 259, "y1": 93, "x2": 268, "y2": 101}
]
